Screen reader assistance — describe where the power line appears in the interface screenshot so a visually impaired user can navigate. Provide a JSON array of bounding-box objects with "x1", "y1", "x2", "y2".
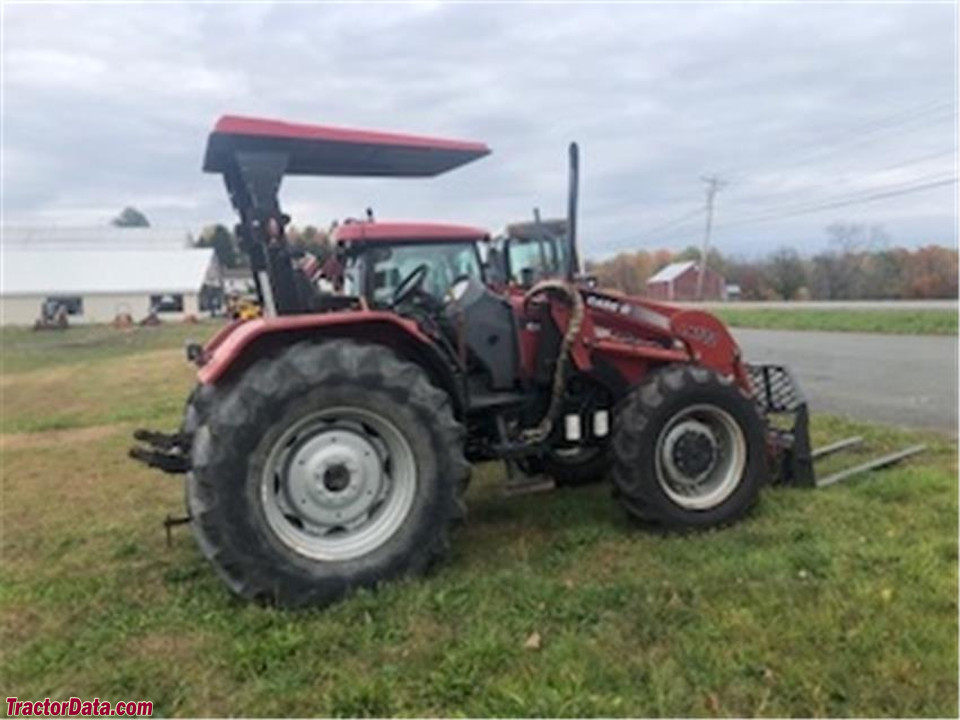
[
  {"x1": 726, "y1": 147, "x2": 957, "y2": 208},
  {"x1": 600, "y1": 100, "x2": 956, "y2": 249},
  {"x1": 634, "y1": 207, "x2": 704, "y2": 238},
  {"x1": 719, "y1": 177, "x2": 957, "y2": 231},
  {"x1": 648, "y1": 173, "x2": 956, "y2": 246},
  {"x1": 594, "y1": 206, "x2": 705, "y2": 252},
  {"x1": 724, "y1": 100, "x2": 955, "y2": 182},
  {"x1": 724, "y1": 169, "x2": 954, "y2": 221}
]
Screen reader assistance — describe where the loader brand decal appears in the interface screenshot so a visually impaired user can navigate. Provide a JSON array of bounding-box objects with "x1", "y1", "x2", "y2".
[
  {"x1": 586, "y1": 294, "x2": 631, "y2": 315},
  {"x1": 6, "y1": 697, "x2": 153, "y2": 717},
  {"x1": 676, "y1": 323, "x2": 719, "y2": 347},
  {"x1": 585, "y1": 295, "x2": 672, "y2": 329}
]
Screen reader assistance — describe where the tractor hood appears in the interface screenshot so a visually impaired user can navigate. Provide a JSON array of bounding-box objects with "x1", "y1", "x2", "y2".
[{"x1": 203, "y1": 115, "x2": 491, "y2": 177}]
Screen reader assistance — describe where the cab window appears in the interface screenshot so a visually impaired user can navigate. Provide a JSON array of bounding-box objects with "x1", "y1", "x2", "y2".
[
  {"x1": 358, "y1": 242, "x2": 483, "y2": 305},
  {"x1": 506, "y1": 236, "x2": 562, "y2": 284}
]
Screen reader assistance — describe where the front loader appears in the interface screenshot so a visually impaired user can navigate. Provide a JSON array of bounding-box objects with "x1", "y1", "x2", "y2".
[{"x1": 131, "y1": 115, "x2": 921, "y2": 608}]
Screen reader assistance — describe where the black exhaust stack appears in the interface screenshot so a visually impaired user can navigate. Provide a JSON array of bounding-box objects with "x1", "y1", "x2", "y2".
[{"x1": 566, "y1": 142, "x2": 580, "y2": 282}]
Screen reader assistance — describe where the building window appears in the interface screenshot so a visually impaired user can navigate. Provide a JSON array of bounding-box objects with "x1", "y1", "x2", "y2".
[
  {"x1": 45, "y1": 296, "x2": 84, "y2": 316},
  {"x1": 150, "y1": 293, "x2": 184, "y2": 313}
]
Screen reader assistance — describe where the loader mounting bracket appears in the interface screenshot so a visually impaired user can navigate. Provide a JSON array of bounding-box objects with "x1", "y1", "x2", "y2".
[{"x1": 747, "y1": 363, "x2": 815, "y2": 486}]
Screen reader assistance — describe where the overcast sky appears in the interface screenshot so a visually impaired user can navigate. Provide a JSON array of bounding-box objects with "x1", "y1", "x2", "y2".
[{"x1": 3, "y1": 1, "x2": 957, "y2": 259}]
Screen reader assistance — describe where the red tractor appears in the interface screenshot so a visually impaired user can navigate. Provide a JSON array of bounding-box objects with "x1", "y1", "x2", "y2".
[{"x1": 131, "y1": 115, "x2": 815, "y2": 608}]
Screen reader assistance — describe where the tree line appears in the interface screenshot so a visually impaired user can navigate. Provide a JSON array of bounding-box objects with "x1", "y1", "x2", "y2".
[
  {"x1": 192, "y1": 223, "x2": 334, "y2": 269},
  {"x1": 584, "y1": 223, "x2": 958, "y2": 300}
]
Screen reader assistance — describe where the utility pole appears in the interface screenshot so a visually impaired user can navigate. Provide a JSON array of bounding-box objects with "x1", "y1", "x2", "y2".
[{"x1": 696, "y1": 174, "x2": 726, "y2": 301}]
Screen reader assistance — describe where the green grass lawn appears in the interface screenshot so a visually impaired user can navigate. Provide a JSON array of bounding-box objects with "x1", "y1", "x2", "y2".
[
  {"x1": 1, "y1": 324, "x2": 956, "y2": 717},
  {"x1": 0, "y1": 321, "x2": 223, "y2": 375},
  {"x1": 712, "y1": 308, "x2": 957, "y2": 335}
]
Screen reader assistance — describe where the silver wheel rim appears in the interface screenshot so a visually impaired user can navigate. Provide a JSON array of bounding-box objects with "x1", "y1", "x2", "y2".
[
  {"x1": 654, "y1": 403, "x2": 746, "y2": 511},
  {"x1": 260, "y1": 406, "x2": 417, "y2": 562}
]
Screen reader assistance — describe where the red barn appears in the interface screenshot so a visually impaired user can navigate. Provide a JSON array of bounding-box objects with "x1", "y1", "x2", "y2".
[{"x1": 646, "y1": 260, "x2": 726, "y2": 301}]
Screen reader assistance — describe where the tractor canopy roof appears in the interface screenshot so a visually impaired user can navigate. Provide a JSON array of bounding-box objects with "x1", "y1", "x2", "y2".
[
  {"x1": 204, "y1": 115, "x2": 491, "y2": 177},
  {"x1": 333, "y1": 221, "x2": 489, "y2": 245}
]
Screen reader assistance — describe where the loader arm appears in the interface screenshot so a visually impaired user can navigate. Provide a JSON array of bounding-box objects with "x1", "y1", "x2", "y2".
[{"x1": 579, "y1": 287, "x2": 750, "y2": 386}]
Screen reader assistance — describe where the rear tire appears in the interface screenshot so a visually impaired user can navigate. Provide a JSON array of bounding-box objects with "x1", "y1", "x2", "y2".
[
  {"x1": 186, "y1": 340, "x2": 469, "y2": 608},
  {"x1": 611, "y1": 366, "x2": 767, "y2": 529}
]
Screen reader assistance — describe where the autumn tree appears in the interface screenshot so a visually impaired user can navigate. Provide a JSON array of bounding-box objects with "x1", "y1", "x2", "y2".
[
  {"x1": 195, "y1": 224, "x2": 239, "y2": 268},
  {"x1": 724, "y1": 260, "x2": 775, "y2": 300},
  {"x1": 902, "y1": 245, "x2": 959, "y2": 298},
  {"x1": 588, "y1": 250, "x2": 663, "y2": 294},
  {"x1": 765, "y1": 248, "x2": 808, "y2": 300},
  {"x1": 674, "y1": 245, "x2": 728, "y2": 276},
  {"x1": 295, "y1": 224, "x2": 332, "y2": 260}
]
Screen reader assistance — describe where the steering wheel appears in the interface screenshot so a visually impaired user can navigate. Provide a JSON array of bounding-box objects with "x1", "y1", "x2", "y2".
[{"x1": 391, "y1": 263, "x2": 430, "y2": 307}]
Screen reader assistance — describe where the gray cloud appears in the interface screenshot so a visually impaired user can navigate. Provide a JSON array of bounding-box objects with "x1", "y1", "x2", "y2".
[{"x1": 3, "y1": 2, "x2": 956, "y2": 258}]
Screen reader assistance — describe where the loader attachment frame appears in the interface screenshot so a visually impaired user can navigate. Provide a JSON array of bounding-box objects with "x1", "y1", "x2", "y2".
[
  {"x1": 747, "y1": 363, "x2": 816, "y2": 486},
  {"x1": 747, "y1": 363, "x2": 926, "y2": 487}
]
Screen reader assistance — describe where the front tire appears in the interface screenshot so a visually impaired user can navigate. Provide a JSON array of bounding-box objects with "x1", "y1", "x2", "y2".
[
  {"x1": 187, "y1": 341, "x2": 469, "y2": 608},
  {"x1": 611, "y1": 366, "x2": 767, "y2": 529}
]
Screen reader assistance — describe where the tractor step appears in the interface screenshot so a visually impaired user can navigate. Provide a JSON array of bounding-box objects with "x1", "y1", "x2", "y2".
[
  {"x1": 500, "y1": 457, "x2": 556, "y2": 496},
  {"x1": 502, "y1": 475, "x2": 556, "y2": 497}
]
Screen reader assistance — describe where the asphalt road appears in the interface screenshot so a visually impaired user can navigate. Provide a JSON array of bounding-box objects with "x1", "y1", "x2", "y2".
[{"x1": 734, "y1": 328, "x2": 958, "y2": 433}]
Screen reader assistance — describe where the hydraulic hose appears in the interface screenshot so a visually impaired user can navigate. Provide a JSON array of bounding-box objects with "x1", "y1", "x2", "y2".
[{"x1": 520, "y1": 279, "x2": 585, "y2": 443}]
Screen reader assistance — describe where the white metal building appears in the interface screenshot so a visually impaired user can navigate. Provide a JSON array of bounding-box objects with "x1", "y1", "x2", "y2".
[{"x1": 0, "y1": 247, "x2": 217, "y2": 326}]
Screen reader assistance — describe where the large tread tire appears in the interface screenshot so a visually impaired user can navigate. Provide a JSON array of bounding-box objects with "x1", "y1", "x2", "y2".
[
  {"x1": 611, "y1": 365, "x2": 767, "y2": 530},
  {"x1": 181, "y1": 383, "x2": 215, "y2": 438},
  {"x1": 185, "y1": 340, "x2": 469, "y2": 608}
]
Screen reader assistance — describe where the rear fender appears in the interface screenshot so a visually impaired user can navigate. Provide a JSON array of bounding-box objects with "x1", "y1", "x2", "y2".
[{"x1": 196, "y1": 313, "x2": 465, "y2": 417}]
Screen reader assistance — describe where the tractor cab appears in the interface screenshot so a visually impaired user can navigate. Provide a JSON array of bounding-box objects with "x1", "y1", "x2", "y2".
[
  {"x1": 333, "y1": 221, "x2": 488, "y2": 307},
  {"x1": 333, "y1": 221, "x2": 523, "y2": 393},
  {"x1": 492, "y1": 217, "x2": 570, "y2": 289}
]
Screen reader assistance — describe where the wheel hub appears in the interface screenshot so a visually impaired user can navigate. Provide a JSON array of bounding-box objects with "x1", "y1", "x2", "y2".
[
  {"x1": 323, "y1": 464, "x2": 351, "y2": 492},
  {"x1": 662, "y1": 420, "x2": 718, "y2": 485},
  {"x1": 260, "y1": 406, "x2": 419, "y2": 563},
  {"x1": 284, "y1": 429, "x2": 386, "y2": 528},
  {"x1": 654, "y1": 405, "x2": 747, "y2": 511},
  {"x1": 671, "y1": 427, "x2": 717, "y2": 479}
]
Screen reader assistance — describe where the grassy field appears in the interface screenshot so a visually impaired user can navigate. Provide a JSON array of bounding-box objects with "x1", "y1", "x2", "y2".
[
  {"x1": 712, "y1": 308, "x2": 957, "y2": 335},
  {"x1": 1, "y1": 323, "x2": 957, "y2": 717}
]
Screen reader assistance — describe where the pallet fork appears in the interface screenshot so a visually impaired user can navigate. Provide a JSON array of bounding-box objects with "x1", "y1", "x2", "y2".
[{"x1": 748, "y1": 364, "x2": 926, "y2": 488}]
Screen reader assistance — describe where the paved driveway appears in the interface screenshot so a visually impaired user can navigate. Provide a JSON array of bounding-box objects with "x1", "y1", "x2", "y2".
[{"x1": 734, "y1": 328, "x2": 958, "y2": 433}]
